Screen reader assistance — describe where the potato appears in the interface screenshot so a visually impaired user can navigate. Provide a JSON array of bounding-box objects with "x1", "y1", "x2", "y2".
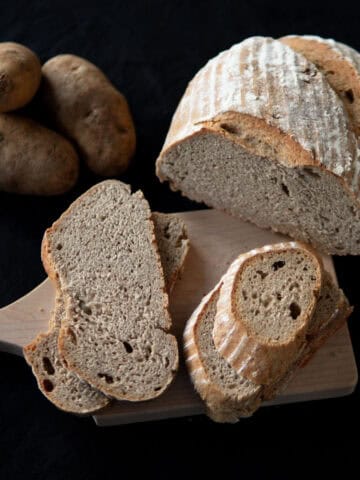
[
  {"x1": 0, "y1": 42, "x2": 41, "y2": 113},
  {"x1": 40, "y1": 54, "x2": 136, "y2": 177},
  {"x1": 0, "y1": 114, "x2": 79, "y2": 195}
]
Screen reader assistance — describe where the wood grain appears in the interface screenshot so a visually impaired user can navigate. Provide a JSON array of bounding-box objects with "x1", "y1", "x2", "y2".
[{"x1": 0, "y1": 209, "x2": 357, "y2": 425}]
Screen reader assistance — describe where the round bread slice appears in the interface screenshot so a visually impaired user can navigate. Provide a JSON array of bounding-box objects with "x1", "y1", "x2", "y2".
[
  {"x1": 156, "y1": 36, "x2": 360, "y2": 255},
  {"x1": 24, "y1": 212, "x2": 189, "y2": 413},
  {"x1": 280, "y1": 35, "x2": 360, "y2": 135},
  {"x1": 213, "y1": 242, "x2": 323, "y2": 385},
  {"x1": 41, "y1": 180, "x2": 179, "y2": 402}
]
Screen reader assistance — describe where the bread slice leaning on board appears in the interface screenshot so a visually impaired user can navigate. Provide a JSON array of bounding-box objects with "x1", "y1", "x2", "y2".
[
  {"x1": 39, "y1": 180, "x2": 179, "y2": 402},
  {"x1": 280, "y1": 35, "x2": 360, "y2": 135},
  {"x1": 156, "y1": 36, "x2": 360, "y2": 255},
  {"x1": 24, "y1": 211, "x2": 189, "y2": 414},
  {"x1": 184, "y1": 242, "x2": 352, "y2": 423}
]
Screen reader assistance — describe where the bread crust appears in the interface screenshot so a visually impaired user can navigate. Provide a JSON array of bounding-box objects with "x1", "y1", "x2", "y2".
[{"x1": 280, "y1": 35, "x2": 360, "y2": 136}]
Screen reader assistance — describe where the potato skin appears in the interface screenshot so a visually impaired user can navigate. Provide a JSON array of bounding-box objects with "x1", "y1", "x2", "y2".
[
  {"x1": 40, "y1": 54, "x2": 136, "y2": 176},
  {"x1": 0, "y1": 42, "x2": 41, "y2": 113},
  {"x1": 0, "y1": 114, "x2": 79, "y2": 195}
]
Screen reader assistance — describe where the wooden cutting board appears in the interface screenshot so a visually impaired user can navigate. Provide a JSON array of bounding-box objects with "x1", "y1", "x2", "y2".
[{"x1": 0, "y1": 209, "x2": 357, "y2": 425}]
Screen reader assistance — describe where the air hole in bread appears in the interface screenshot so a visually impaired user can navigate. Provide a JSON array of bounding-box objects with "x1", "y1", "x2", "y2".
[
  {"x1": 261, "y1": 297, "x2": 272, "y2": 308},
  {"x1": 345, "y1": 89, "x2": 354, "y2": 103},
  {"x1": 281, "y1": 183, "x2": 289, "y2": 196},
  {"x1": 251, "y1": 292, "x2": 257, "y2": 299},
  {"x1": 79, "y1": 300, "x2": 92, "y2": 316},
  {"x1": 276, "y1": 293, "x2": 282, "y2": 300},
  {"x1": 256, "y1": 270, "x2": 268, "y2": 279},
  {"x1": 42, "y1": 357, "x2": 55, "y2": 375},
  {"x1": 272, "y1": 260, "x2": 285, "y2": 271},
  {"x1": 56, "y1": 243, "x2": 63, "y2": 250},
  {"x1": 154, "y1": 386, "x2": 162, "y2": 391},
  {"x1": 242, "y1": 290, "x2": 248, "y2": 300},
  {"x1": 98, "y1": 373, "x2": 114, "y2": 384},
  {"x1": 289, "y1": 302, "x2": 301, "y2": 319},
  {"x1": 220, "y1": 123, "x2": 241, "y2": 135},
  {"x1": 43, "y1": 379, "x2": 54, "y2": 392},
  {"x1": 123, "y1": 341, "x2": 133, "y2": 353}
]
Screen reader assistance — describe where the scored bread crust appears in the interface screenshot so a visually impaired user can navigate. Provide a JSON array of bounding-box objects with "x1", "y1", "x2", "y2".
[
  {"x1": 157, "y1": 36, "x2": 360, "y2": 196},
  {"x1": 280, "y1": 35, "x2": 360, "y2": 136},
  {"x1": 40, "y1": 180, "x2": 179, "y2": 402},
  {"x1": 184, "y1": 264, "x2": 352, "y2": 422},
  {"x1": 212, "y1": 242, "x2": 323, "y2": 385},
  {"x1": 24, "y1": 211, "x2": 189, "y2": 414}
]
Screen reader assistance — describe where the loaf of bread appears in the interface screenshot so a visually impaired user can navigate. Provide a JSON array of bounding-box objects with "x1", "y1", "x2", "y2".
[
  {"x1": 24, "y1": 211, "x2": 189, "y2": 413},
  {"x1": 156, "y1": 36, "x2": 360, "y2": 255},
  {"x1": 184, "y1": 243, "x2": 352, "y2": 422},
  {"x1": 40, "y1": 181, "x2": 179, "y2": 402}
]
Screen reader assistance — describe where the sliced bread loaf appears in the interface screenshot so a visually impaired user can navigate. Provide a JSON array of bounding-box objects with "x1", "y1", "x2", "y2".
[
  {"x1": 184, "y1": 251, "x2": 351, "y2": 422},
  {"x1": 156, "y1": 36, "x2": 360, "y2": 255},
  {"x1": 41, "y1": 180, "x2": 179, "y2": 401},
  {"x1": 280, "y1": 35, "x2": 360, "y2": 135},
  {"x1": 24, "y1": 211, "x2": 188, "y2": 413},
  {"x1": 213, "y1": 242, "x2": 323, "y2": 385}
]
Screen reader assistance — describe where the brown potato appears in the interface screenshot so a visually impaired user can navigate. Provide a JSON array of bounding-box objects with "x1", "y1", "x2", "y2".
[
  {"x1": 0, "y1": 114, "x2": 79, "y2": 195},
  {"x1": 40, "y1": 54, "x2": 136, "y2": 176},
  {"x1": 0, "y1": 42, "x2": 41, "y2": 113}
]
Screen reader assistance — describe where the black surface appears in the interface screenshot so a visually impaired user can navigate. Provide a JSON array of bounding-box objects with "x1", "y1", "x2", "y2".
[{"x1": 1, "y1": 1, "x2": 360, "y2": 477}]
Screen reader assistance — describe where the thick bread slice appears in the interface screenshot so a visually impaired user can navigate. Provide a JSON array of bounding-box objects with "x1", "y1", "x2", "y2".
[
  {"x1": 213, "y1": 242, "x2": 323, "y2": 385},
  {"x1": 41, "y1": 180, "x2": 178, "y2": 401},
  {"x1": 184, "y1": 266, "x2": 351, "y2": 422},
  {"x1": 24, "y1": 212, "x2": 188, "y2": 413},
  {"x1": 184, "y1": 283, "x2": 262, "y2": 423},
  {"x1": 280, "y1": 35, "x2": 360, "y2": 135},
  {"x1": 156, "y1": 36, "x2": 360, "y2": 255}
]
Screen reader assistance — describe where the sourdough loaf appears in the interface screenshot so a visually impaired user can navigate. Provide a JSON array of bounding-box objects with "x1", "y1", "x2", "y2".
[
  {"x1": 280, "y1": 35, "x2": 360, "y2": 135},
  {"x1": 184, "y1": 248, "x2": 351, "y2": 422},
  {"x1": 156, "y1": 36, "x2": 360, "y2": 255},
  {"x1": 41, "y1": 180, "x2": 179, "y2": 401},
  {"x1": 24, "y1": 211, "x2": 188, "y2": 413},
  {"x1": 213, "y1": 242, "x2": 323, "y2": 385}
]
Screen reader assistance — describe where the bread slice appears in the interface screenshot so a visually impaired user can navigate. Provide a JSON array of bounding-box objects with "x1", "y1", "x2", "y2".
[
  {"x1": 213, "y1": 242, "x2": 323, "y2": 385},
  {"x1": 280, "y1": 35, "x2": 360, "y2": 135},
  {"x1": 184, "y1": 282, "x2": 262, "y2": 423},
  {"x1": 41, "y1": 180, "x2": 179, "y2": 401},
  {"x1": 153, "y1": 212, "x2": 189, "y2": 292},
  {"x1": 24, "y1": 211, "x2": 189, "y2": 413},
  {"x1": 184, "y1": 258, "x2": 351, "y2": 422},
  {"x1": 156, "y1": 36, "x2": 360, "y2": 255}
]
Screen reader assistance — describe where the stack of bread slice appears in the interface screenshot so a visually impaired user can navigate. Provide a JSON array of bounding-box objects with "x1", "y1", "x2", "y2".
[
  {"x1": 184, "y1": 242, "x2": 352, "y2": 422},
  {"x1": 156, "y1": 35, "x2": 360, "y2": 255},
  {"x1": 24, "y1": 180, "x2": 189, "y2": 413}
]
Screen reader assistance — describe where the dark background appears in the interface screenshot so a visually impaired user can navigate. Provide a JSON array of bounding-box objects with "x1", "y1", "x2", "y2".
[{"x1": 0, "y1": 1, "x2": 359, "y2": 478}]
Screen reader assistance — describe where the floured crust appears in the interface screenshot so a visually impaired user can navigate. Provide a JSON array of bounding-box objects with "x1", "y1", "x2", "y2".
[
  {"x1": 157, "y1": 36, "x2": 360, "y2": 196},
  {"x1": 212, "y1": 242, "x2": 323, "y2": 385},
  {"x1": 280, "y1": 35, "x2": 360, "y2": 136}
]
